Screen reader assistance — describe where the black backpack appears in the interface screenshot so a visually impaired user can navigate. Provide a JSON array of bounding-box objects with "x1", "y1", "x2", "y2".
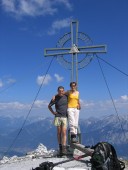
[
  {"x1": 90, "y1": 142, "x2": 125, "y2": 170},
  {"x1": 32, "y1": 162, "x2": 54, "y2": 170}
]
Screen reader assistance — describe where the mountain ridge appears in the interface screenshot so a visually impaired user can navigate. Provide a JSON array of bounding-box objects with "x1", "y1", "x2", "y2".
[{"x1": 0, "y1": 114, "x2": 128, "y2": 158}]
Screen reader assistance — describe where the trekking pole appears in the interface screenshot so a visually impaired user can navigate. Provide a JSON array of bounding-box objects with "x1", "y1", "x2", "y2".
[{"x1": 32, "y1": 154, "x2": 88, "y2": 170}]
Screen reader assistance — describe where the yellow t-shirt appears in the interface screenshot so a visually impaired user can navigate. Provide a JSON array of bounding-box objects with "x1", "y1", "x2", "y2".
[{"x1": 68, "y1": 91, "x2": 79, "y2": 108}]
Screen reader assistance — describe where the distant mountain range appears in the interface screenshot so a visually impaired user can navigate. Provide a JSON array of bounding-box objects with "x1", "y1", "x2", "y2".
[{"x1": 0, "y1": 114, "x2": 128, "y2": 158}]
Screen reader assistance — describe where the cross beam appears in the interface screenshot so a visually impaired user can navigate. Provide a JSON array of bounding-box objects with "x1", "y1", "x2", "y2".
[
  {"x1": 44, "y1": 45, "x2": 107, "y2": 57},
  {"x1": 44, "y1": 20, "x2": 107, "y2": 86}
]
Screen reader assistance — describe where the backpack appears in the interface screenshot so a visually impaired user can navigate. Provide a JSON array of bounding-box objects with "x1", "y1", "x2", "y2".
[
  {"x1": 32, "y1": 161, "x2": 54, "y2": 170},
  {"x1": 90, "y1": 142, "x2": 125, "y2": 170}
]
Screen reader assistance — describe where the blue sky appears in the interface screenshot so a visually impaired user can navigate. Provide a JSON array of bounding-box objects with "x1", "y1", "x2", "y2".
[{"x1": 0, "y1": 0, "x2": 128, "y2": 119}]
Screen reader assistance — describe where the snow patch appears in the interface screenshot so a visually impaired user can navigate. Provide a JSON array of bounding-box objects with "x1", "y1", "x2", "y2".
[{"x1": 27, "y1": 143, "x2": 57, "y2": 158}]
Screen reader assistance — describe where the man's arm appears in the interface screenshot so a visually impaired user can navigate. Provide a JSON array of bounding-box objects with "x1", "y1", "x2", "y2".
[
  {"x1": 52, "y1": 91, "x2": 69, "y2": 100},
  {"x1": 48, "y1": 100, "x2": 57, "y2": 115}
]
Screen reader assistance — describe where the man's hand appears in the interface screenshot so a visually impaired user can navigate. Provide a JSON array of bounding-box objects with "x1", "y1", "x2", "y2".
[
  {"x1": 48, "y1": 104, "x2": 57, "y2": 115},
  {"x1": 53, "y1": 111, "x2": 57, "y2": 115}
]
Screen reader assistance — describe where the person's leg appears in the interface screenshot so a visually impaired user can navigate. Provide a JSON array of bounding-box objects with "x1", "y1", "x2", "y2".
[
  {"x1": 61, "y1": 117, "x2": 67, "y2": 154},
  {"x1": 74, "y1": 108, "x2": 80, "y2": 135},
  {"x1": 61, "y1": 127, "x2": 67, "y2": 154},
  {"x1": 61, "y1": 118, "x2": 67, "y2": 146},
  {"x1": 57, "y1": 126, "x2": 62, "y2": 145},
  {"x1": 69, "y1": 109, "x2": 80, "y2": 143},
  {"x1": 67, "y1": 108, "x2": 75, "y2": 134},
  {"x1": 67, "y1": 108, "x2": 78, "y2": 143},
  {"x1": 54, "y1": 117, "x2": 62, "y2": 153},
  {"x1": 57, "y1": 126, "x2": 62, "y2": 153},
  {"x1": 61, "y1": 128, "x2": 67, "y2": 146}
]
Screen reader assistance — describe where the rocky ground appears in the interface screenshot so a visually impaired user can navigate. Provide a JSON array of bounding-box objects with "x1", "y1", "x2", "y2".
[{"x1": 0, "y1": 143, "x2": 127, "y2": 170}]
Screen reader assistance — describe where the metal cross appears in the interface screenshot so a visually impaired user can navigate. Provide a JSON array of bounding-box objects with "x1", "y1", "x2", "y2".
[{"x1": 44, "y1": 20, "x2": 107, "y2": 86}]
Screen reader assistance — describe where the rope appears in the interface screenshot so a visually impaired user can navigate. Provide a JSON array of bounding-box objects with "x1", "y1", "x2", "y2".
[
  {"x1": 96, "y1": 54, "x2": 127, "y2": 142},
  {"x1": 96, "y1": 56, "x2": 128, "y2": 77},
  {"x1": 2, "y1": 57, "x2": 54, "y2": 158}
]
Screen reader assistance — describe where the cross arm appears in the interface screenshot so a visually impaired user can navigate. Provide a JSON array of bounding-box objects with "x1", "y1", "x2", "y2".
[
  {"x1": 44, "y1": 44, "x2": 107, "y2": 57},
  {"x1": 44, "y1": 47, "x2": 70, "y2": 57},
  {"x1": 78, "y1": 44, "x2": 107, "y2": 53}
]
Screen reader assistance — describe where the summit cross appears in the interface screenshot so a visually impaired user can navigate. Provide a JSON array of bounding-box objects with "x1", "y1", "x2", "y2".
[{"x1": 44, "y1": 20, "x2": 107, "y2": 85}]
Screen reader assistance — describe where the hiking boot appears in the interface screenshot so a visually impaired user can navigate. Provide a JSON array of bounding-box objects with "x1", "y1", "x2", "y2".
[
  {"x1": 71, "y1": 134, "x2": 78, "y2": 143},
  {"x1": 59, "y1": 144, "x2": 63, "y2": 155},
  {"x1": 71, "y1": 137, "x2": 78, "y2": 143},
  {"x1": 62, "y1": 145, "x2": 67, "y2": 155}
]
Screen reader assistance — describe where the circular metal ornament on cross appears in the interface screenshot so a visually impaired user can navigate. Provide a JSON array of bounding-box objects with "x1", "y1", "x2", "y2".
[{"x1": 56, "y1": 32, "x2": 94, "y2": 70}]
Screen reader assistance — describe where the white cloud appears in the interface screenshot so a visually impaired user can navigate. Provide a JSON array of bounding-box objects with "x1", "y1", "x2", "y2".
[
  {"x1": 0, "y1": 101, "x2": 29, "y2": 110},
  {"x1": 0, "y1": 100, "x2": 49, "y2": 117},
  {"x1": 37, "y1": 74, "x2": 52, "y2": 85},
  {"x1": 34, "y1": 100, "x2": 49, "y2": 108},
  {"x1": 1, "y1": 0, "x2": 72, "y2": 18},
  {"x1": 0, "y1": 80, "x2": 4, "y2": 88},
  {"x1": 120, "y1": 95, "x2": 128, "y2": 101},
  {"x1": 80, "y1": 95, "x2": 128, "y2": 117},
  {"x1": 54, "y1": 73, "x2": 64, "y2": 82},
  {"x1": 7, "y1": 78, "x2": 16, "y2": 84},
  {"x1": 80, "y1": 99, "x2": 95, "y2": 108},
  {"x1": 55, "y1": 0, "x2": 72, "y2": 10},
  {"x1": 0, "y1": 95, "x2": 128, "y2": 118},
  {"x1": 47, "y1": 17, "x2": 71, "y2": 35},
  {"x1": 0, "y1": 100, "x2": 48, "y2": 111},
  {"x1": 0, "y1": 77, "x2": 16, "y2": 89}
]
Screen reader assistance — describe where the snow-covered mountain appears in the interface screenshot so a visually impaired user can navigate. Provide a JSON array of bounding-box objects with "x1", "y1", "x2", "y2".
[
  {"x1": 80, "y1": 114, "x2": 128, "y2": 145},
  {"x1": 0, "y1": 114, "x2": 128, "y2": 158}
]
